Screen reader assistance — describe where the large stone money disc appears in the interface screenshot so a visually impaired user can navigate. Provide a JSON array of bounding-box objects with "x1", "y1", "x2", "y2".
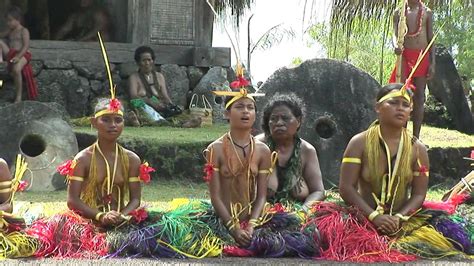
[
  {"x1": 0, "y1": 101, "x2": 78, "y2": 191},
  {"x1": 256, "y1": 59, "x2": 380, "y2": 185}
]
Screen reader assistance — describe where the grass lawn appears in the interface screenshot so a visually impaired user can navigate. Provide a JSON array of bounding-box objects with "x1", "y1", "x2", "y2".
[
  {"x1": 74, "y1": 124, "x2": 230, "y2": 145},
  {"x1": 19, "y1": 123, "x2": 467, "y2": 213},
  {"x1": 74, "y1": 122, "x2": 472, "y2": 148}
]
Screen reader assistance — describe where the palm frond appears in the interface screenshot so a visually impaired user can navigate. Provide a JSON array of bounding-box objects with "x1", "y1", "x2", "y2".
[
  {"x1": 328, "y1": 0, "x2": 466, "y2": 57},
  {"x1": 214, "y1": 0, "x2": 256, "y2": 28}
]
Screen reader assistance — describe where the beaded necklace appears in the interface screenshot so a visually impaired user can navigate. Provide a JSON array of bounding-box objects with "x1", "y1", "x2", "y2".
[{"x1": 405, "y1": 1, "x2": 425, "y2": 39}]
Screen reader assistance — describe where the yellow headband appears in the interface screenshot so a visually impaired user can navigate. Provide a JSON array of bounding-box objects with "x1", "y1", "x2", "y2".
[
  {"x1": 94, "y1": 109, "x2": 124, "y2": 118},
  {"x1": 213, "y1": 88, "x2": 264, "y2": 109},
  {"x1": 378, "y1": 89, "x2": 412, "y2": 104}
]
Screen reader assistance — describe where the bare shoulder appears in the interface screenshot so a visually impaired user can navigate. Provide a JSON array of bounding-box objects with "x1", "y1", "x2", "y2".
[
  {"x1": 345, "y1": 131, "x2": 367, "y2": 153},
  {"x1": 21, "y1": 26, "x2": 30, "y2": 34},
  {"x1": 129, "y1": 72, "x2": 139, "y2": 81},
  {"x1": 254, "y1": 133, "x2": 267, "y2": 143},
  {"x1": 300, "y1": 138, "x2": 317, "y2": 153},
  {"x1": 254, "y1": 139, "x2": 271, "y2": 154},
  {"x1": 206, "y1": 136, "x2": 225, "y2": 153},
  {"x1": 413, "y1": 139, "x2": 428, "y2": 154},
  {"x1": 424, "y1": 5, "x2": 432, "y2": 14},
  {"x1": 124, "y1": 148, "x2": 141, "y2": 166},
  {"x1": 73, "y1": 147, "x2": 93, "y2": 167},
  {"x1": 155, "y1": 71, "x2": 165, "y2": 80}
]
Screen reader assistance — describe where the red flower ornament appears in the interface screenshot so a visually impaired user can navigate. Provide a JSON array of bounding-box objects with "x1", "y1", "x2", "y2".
[
  {"x1": 17, "y1": 181, "x2": 28, "y2": 192},
  {"x1": 230, "y1": 76, "x2": 250, "y2": 89},
  {"x1": 269, "y1": 203, "x2": 286, "y2": 213},
  {"x1": 203, "y1": 163, "x2": 214, "y2": 183},
  {"x1": 57, "y1": 159, "x2": 77, "y2": 176},
  {"x1": 109, "y1": 98, "x2": 122, "y2": 112},
  {"x1": 130, "y1": 208, "x2": 148, "y2": 223},
  {"x1": 139, "y1": 162, "x2": 155, "y2": 184},
  {"x1": 418, "y1": 165, "x2": 428, "y2": 176}
]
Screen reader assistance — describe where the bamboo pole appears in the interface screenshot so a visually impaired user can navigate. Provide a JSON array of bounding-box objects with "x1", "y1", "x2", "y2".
[{"x1": 395, "y1": 0, "x2": 408, "y2": 82}]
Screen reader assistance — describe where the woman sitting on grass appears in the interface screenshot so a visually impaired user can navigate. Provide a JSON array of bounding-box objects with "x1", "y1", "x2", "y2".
[
  {"x1": 256, "y1": 93, "x2": 325, "y2": 210},
  {"x1": 204, "y1": 89, "x2": 272, "y2": 247},
  {"x1": 203, "y1": 69, "x2": 318, "y2": 258},
  {"x1": 304, "y1": 83, "x2": 467, "y2": 262},
  {"x1": 26, "y1": 98, "x2": 148, "y2": 258},
  {"x1": 0, "y1": 156, "x2": 37, "y2": 259}
]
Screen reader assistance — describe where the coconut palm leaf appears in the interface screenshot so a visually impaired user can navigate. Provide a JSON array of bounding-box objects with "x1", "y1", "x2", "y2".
[
  {"x1": 214, "y1": 0, "x2": 256, "y2": 27},
  {"x1": 328, "y1": 0, "x2": 467, "y2": 57}
]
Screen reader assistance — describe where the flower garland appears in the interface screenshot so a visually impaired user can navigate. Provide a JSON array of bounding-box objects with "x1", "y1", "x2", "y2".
[{"x1": 405, "y1": 1, "x2": 425, "y2": 38}]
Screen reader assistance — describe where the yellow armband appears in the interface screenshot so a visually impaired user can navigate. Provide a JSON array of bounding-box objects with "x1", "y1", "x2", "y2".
[
  {"x1": 68, "y1": 176, "x2": 84, "y2": 182},
  {"x1": 413, "y1": 171, "x2": 429, "y2": 177},
  {"x1": 368, "y1": 210, "x2": 381, "y2": 221},
  {"x1": 95, "y1": 212, "x2": 105, "y2": 222},
  {"x1": 128, "y1": 177, "x2": 140, "y2": 182},
  {"x1": 342, "y1": 157, "x2": 362, "y2": 164},
  {"x1": 395, "y1": 213, "x2": 410, "y2": 222},
  {"x1": 258, "y1": 169, "x2": 271, "y2": 174}
]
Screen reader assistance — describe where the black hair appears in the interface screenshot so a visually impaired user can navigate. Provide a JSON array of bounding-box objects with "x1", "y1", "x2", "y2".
[
  {"x1": 6, "y1": 6, "x2": 23, "y2": 21},
  {"x1": 376, "y1": 83, "x2": 404, "y2": 102},
  {"x1": 134, "y1": 46, "x2": 155, "y2": 63},
  {"x1": 261, "y1": 92, "x2": 305, "y2": 136}
]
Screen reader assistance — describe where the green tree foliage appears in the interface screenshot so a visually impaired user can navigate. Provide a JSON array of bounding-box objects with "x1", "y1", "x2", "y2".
[
  {"x1": 435, "y1": 0, "x2": 473, "y2": 79},
  {"x1": 309, "y1": 20, "x2": 396, "y2": 84},
  {"x1": 308, "y1": 0, "x2": 472, "y2": 83}
]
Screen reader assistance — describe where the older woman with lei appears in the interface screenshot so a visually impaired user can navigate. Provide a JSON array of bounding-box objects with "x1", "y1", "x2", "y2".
[
  {"x1": 304, "y1": 83, "x2": 468, "y2": 262},
  {"x1": 255, "y1": 93, "x2": 325, "y2": 210},
  {"x1": 203, "y1": 69, "x2": 318, "y2": 258}
]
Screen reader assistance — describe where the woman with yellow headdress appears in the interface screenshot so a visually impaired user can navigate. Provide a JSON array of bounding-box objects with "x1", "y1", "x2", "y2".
[
  {"x1": 25, "y1": 34, "x2": 153, "y2": 258},
  {"x1": 205, "y1": 86, "x2": 272, "y2": 247},
  {"x1": 202, "y1": 68, "x2": 318, "y2": 258},
  {"x1": 304, "y1": 83, "x2": 470, "y2": 262}
]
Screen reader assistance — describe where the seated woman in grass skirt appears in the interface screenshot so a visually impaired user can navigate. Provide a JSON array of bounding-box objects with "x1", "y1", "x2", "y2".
[
  {"x1": 25, "y1": 98, "x2": 150, "y2": 258},
  {"x1": 201, "y1": 68, "x2": 319, "y2": 258},
  {"x1": 24, "y1": 35, "x2": 156, "y2": 258},
  {"x1": 0, "y1": 156, "x2": 37, "y2": 259},
  {"x1": 255, "y1": 93, "x2": 325, "y2": 210},
  {"x1": 304, "y1": 83, "x2": 472, "y2": 262}
]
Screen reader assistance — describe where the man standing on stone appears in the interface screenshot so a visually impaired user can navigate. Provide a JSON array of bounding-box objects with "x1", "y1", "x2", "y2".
[
  {"x1": 128, "y1": 46, "x2": 181, "y2": 125},
  {"x1": 389, "y1": 0, "x2": 435, "y2": 139}
]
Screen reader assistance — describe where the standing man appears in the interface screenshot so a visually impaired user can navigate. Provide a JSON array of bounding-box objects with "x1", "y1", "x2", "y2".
[{"x1": 389, "y1": 0, "x2": 435, "y2": 139}]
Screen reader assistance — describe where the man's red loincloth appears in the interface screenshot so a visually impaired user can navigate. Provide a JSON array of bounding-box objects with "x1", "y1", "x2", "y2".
[
  {"x1": 389, "y1": 48, "x2": 430, "y2": 83},
  {"x1": 7, "y1": 49, "x2": 39, "y2": 100}
]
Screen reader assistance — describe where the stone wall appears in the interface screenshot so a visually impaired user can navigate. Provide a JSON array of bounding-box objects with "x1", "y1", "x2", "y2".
[{"x1": 0, "y1": 59, "x2": 232, "y2": 118}]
